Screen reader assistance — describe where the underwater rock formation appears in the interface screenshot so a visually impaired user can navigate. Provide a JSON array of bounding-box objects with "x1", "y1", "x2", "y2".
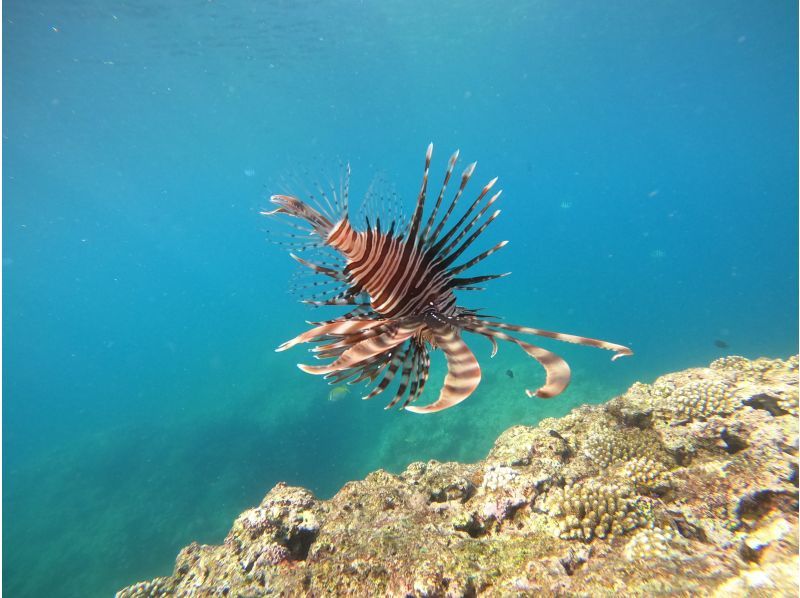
[{"x1": 118, "y1": 355, "x2": 798, "y2": 597}]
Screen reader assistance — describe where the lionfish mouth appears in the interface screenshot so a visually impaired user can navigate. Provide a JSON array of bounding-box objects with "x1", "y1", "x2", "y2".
[
  {"x1": 265, "y1": 144, "x2": 632, "y2": 414},
  {"x1": 415, "y1": 326, "x2": 438, "y2": 348}
]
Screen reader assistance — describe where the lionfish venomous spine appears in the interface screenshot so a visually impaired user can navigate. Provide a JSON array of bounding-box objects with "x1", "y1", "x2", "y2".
[{"x1": 265, "y1": 144, "x2": 632, "y2": 413}]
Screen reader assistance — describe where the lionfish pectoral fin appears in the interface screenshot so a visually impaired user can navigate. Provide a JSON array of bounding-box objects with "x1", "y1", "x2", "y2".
[
  {"x1": 610, "y1": 347, "x2": 634, "y2": 361},
  {"x1": 520, "y1": 344, "x2": 571, "y2": 398},
  {"x1": 479, "y1": 321, "x2": 633, "y2": 361},
  {"x1": 405, "y1": 328, "x2": 481, "y2": 414},
  {"x1": 467, "y1": 323, "x2": 572, "y2": 399},
  {"x1": 385, "y1": 347, "x2": 417, "y2": 410},
  {"x1": 297, "y1": 326, "x2": 416, "y2": 376},
  {"x1": 276, "y1": 318, "x2": 383, "y2": 352},
  {"x1": 488, "y1": 335, "x2": 498, "y2": 358},
  {"x1": 362, "y1": 347, "x2": 406, "y2": 400},
  {"x1": 401, "y1": 346, "x2": 430, "y2": 409},
  {"x1": 503, "y1": 333, "x2": 571, "y2": 398}
]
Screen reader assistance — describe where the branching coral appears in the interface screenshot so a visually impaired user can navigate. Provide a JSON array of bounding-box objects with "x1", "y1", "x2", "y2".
[
  {"x1": 623, "y1": 526, "x2": 687, "y2": 561},
  {"x1": 547, "y1": 479, "x2": 649, "y2": 541},
  {"x1": 710, "y1": 355, "x2": 753, "y2": 374},
  {"x1": 582, "y1": 425, "x2": 669, "y2": 469},
  {"x1": 116, "y1": 578, "x2": 175, "y2": 598},
  {"x1": 659, "y1": 380, "x2": 740, "y2": 420},
  {"x1": 712, "y1": 355, "x2": 797, "y2": 384},
  {"x1": 618, "y1": 457, "x2": 671, "y2": 493},
  {"x1": 711, "y1": 356, "x2": 799, "y2": 416}
]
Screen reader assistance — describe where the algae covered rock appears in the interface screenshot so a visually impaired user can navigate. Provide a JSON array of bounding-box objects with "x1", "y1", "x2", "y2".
[{"x1": 118, "y1": 355, "x2": 799, "y2": 597}]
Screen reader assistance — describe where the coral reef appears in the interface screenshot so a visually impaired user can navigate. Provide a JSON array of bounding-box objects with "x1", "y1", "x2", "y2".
[
  {"x1": 545, "y1": 478, "x2": 645, "y2": 541},
  {"x1": 661, "y1": 379, "x2": 740, "y2": 419},
  {"x1": 118, "y1": 355, "x2": 799, "y2": 597}
]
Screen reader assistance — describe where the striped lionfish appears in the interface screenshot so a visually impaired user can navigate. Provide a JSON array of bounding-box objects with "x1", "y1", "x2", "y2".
[{"x1": 265, "y1": 145, "x2": 632, "y2": 414}]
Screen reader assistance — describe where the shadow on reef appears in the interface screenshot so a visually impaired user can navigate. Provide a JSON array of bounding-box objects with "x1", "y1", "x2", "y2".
[{"x1": 119, "y1": 355, "x2": 799, "y2": 597}]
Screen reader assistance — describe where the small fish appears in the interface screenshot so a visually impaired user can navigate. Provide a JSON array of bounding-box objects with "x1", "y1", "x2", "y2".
[
  {"x1": 328, "y1": 386, "x2": 350, "y2": 402},
  {"x1": 505, "y1": 369, "x2": 514, "y2": 379},
  {"x1": 714, "y1": 339, "x2": 729, "y2": 349}
]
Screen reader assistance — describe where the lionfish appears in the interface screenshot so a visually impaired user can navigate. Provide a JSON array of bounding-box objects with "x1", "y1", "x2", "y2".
[{"x1": 265, "y1": 145, "x2": 632, "y2": 414}]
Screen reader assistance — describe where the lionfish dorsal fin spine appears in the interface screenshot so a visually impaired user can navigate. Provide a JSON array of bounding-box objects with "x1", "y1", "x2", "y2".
[
  {"x1": 407, "y1": 142, "x2": 433, "y2": 243},
  {"x1": 448, "y1": 240, "x2": 508, "y2": 275},
  {"x1": 437, "y1": 190, "x2": 502, "y2": 260},
  {"x1": 425, "y1": 161, "x2": 476, "y2": 249},
  {"x1": 448, "y1": 272, "x2": 510, "y2": 289},
  {"x1": 421, "y1": 149, "x2": 460, "y2": 244},
  {"x1": 341, "y1": 162, "x2": 351, "y2": 219},
  {"x1": 429, "y1": 176, "x2": 498, "y2": 259},
  {"x1": 439, "y1": 209, "x2": 502, "y2": 270}
]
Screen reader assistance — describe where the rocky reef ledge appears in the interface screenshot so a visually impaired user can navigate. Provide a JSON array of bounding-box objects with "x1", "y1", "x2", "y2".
[{"x1": 119, "y1": 355, "x2": 798, "y2": 597}]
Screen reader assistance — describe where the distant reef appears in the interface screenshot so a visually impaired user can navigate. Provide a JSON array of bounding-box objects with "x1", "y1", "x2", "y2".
[{"x1": 118, "y1": 355, "x2": 798, "y2": 597}]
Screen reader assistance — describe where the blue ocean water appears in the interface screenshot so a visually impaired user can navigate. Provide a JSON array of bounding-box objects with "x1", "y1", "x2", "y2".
[{"x1": 3, "y1": 1, "x2": 797, "y2": 595}]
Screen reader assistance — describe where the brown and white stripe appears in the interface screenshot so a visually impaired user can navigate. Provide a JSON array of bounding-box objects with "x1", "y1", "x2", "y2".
[
  {"x1": 405, "y1": 325, "x2": 481, "y2": 414},
  {"x1": 297, "y1": 325, "x2": 417, "y2": 376},
  {"x1": 267, "y1": 144, "x2": 633, "y2": 413},
  {"x1": 476, "y1": 320, "x2": 634, "y2": 361},
  {"x1": 466, "y1": 322, "x2": 571, "y2": 398}
]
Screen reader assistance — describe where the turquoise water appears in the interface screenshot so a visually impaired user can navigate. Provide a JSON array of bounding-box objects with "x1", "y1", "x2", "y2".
[{"x1": 4, "y1": 1, "x2": 797, "y2": 596}]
